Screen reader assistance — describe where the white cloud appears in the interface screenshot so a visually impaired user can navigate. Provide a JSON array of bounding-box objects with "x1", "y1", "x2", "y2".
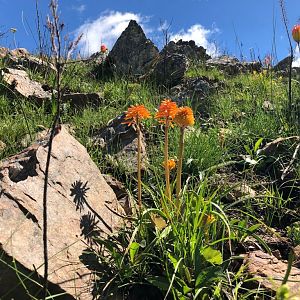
[
  {"x1": 293, "y1": 47, "x2": 300, "y2": 67},
  {"x1": 170, "y1": 24, "x2": 219, "y2": 57},
  {"x1": 72, "y1": 4, "x2": 86, "y2": 13},
  {"x1": 75, "y1": 11, "x2": 149, "y2": 56}
]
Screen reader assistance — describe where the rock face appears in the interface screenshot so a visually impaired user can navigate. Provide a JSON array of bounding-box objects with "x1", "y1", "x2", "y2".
[
  {"x1": 244, "y1": 250, "x2": 300, "y2": 294},
  {"x1": 161, "y1": 40, "x2": 211, "y2": 62},
  {"x1": 1, "y1": 67, "x2": 52, "y2": 102},
  {"x1": 91, "y1": 113, "x2": 148, "y2": 173},
  {"x1": 170, "y1": 76, "x2": 219, "y2": 107},
  {"x1": 108, "y1": 20, "x2": 159, "y2": 76},
  {"x1": 0, "y1": 126, "x2": 124, "y2": 299},
  {"x1": 149, "y1": 52, "x2": 188, "y2": 87},
  {"x1": 206, "y1": 55, "x2": 261, "y2": 75}
]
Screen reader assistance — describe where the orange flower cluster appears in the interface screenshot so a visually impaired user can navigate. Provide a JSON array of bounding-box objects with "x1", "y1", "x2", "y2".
[
  {"x1": 166, "y1": 159, "x2": 176, "y2": 170},
  {"x1": 174, "y1": 107, "x2": 195, "y2": 127},
  {"x1": 155, "y1": 99, "x2": 178, "y2": 124},
  {"x1": 292, "y1": 25, "x2": 300, "y2": 43},
  {"x1": 124, "y1": 105, "x2": 151, "y2": 126}
]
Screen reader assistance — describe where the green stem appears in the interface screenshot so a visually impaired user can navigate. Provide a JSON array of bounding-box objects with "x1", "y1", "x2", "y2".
[
  {"x1": 176, "y1": 127, "x2": 185, "y2": 206},
  {"x1": 165, "y1": 120, "x2": 171, "y2": 201},
  {"x1": 137, "y1": 120, "x2": 142, "y2": 211}
]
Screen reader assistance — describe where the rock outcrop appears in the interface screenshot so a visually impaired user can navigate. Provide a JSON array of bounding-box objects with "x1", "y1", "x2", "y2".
[
  {"x1": 161, "y1": 39, "x2": 211, "y2": 62},
  {"x1": 171, "y1": 76, "x2": 220, "y2": 107},
  {"x1": 3, "y1": 47, "x2": 55, "y2": 74},
  {"x1": 107, "y1": 20, "x2": 159, "y2": 76},
  {"x1": 0, "y1": 126, "x2": 124, "y2": 299},
  {"x1": 244, "y1": 250, "x2": 300, "y2": 294},
  {"x1": 1, "y1": 67, "x2": 52, "y2": 102},
  {"x1": 206, "y1": 55, "x2": 262, "y2": 75},
  {"x1": 149, "y1": 53, "x2": 188, "y2": 87},
  {"x1": 91, "y1": 113, "x2": 148, "y2": 173}
]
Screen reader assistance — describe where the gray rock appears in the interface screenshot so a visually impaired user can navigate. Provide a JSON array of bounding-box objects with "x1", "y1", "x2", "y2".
[
  {"x1": 273, "y1": 56, "x2": 300, "y2": 76},
  {"x1": 91, "y1": 113, "x2": 148, "y2": 173},
  {"x1": 161, "y1": 39, "x2": 211, "y2": 62},
  {"x1": 206, "y1": 55, "x2": 261, "y2": 75},
  {"x1": 149, "y1": 53, "x2": 188, "y2": 87},
  {"x1": 5, "y1": 48, "x2": 55, "y2": 74},
  {"x1": 243, "y1": 250, "x2": 300, "y2": 294},
  {"x1": 107, "y1": 20, "x2": 159, "y2": 76},
  {"x1": 1, "y1": 67, "x2": 52, "y2": 102},
  {"x1": 0, "y1": 126, "x2": 124, "y2": 299},
  {"x1": 171, "y1": 77, "x2": 215, "y2": 99}
]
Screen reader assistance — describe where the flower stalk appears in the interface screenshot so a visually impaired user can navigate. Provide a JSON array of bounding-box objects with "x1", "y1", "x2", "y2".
[
  {"x1": 137, "y1": 118, "x2": 142, "y2": 211},
  {"x1": 164, "y1": 119, "x2": 171, "y2": 200},
  {"x1": 124, "y1": 104, "x2": 151, "y2": 211},
  {"x1": 176, "y1": 126, "x2": 185, "y2": 204}
]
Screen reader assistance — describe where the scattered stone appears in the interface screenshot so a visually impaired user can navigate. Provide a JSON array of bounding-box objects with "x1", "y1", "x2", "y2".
[
  {"x1": 0, "y1": 126, "x2": 124, "y2": 299},
  {"x1": 91, "y1": 113, "x2": 148, "y2": 173},
  {"x1": 1, "y1": 67, "x2": 52, "y2": 102},
  {"x1": 227, "y1": 182, "x2": 257, "y2": 201},
  {"x1": 149, "y1": 53, "x2": 188, "y2": 87},
  {"x1": 206, "y1": 55, "x2": 262, "y2": 75},
  {"x1": 243, "y1": 250, "x2": 300, "y2": 294},
  {"x1": 108, "y1": 20, "x2": 159, "y2": 76},
  {"x1": 62, "y1": 92, "x2": 103, "y2": 107},
  {"x1": 161, "y1": 39, "x2": 211, "y2": 62}
]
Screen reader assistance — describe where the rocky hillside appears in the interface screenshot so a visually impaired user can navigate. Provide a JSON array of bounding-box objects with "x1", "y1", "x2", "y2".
[{"x1": 0, "y1": 20, "x2": 300, "y2": 300}]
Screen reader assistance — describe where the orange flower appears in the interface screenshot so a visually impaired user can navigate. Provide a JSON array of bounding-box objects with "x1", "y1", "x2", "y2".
[
  {"x1": 123, "y1": 104, "x2": 151, "y2": 126},
  {"x1": 292, "y1": 25, "x2": 300, "y2": 43},
  {"x1": 173, "y1": 106, "x2": 195, "y2": 127},
  {"x1": 155, "y1": 99, "x2": 178, "y2": 123},
  {"x1": 204, "y1": 214, "x2": 216, "y2": 225},
  {"x1": 163, "y1": 158, "x2": 176, "y2": 170},
  {"x1": 100, "y1": 44, "x2": 107, "y2": 53}
]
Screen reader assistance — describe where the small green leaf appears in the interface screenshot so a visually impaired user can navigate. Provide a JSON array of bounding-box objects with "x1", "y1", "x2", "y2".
[
  {"x1": 168, "y1": 252, "x2": 179, "y2": 270},
  {"x1": 248, "y1": 224, "x2": 261, "y2": 232},
  {"x1": 201, "y1": 247, "x2": 223, "y2": 265},
  {"x1": 129, "y1": 242, "x2": 140, "y2": 263},
  {"x1": 254, "y1": 137, "x2": 264, "y2": 153}
]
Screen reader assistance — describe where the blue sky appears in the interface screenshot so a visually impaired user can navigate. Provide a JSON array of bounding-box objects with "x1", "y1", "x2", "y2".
[{"x1": 0, "y1": 0, "x2": 300, "y2": 64}]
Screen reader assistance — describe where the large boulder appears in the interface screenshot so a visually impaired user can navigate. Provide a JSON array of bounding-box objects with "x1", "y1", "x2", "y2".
[
  {"x1": 0, "y1": 126, "x2": 124, "y2": 299},
  {"x1": 107, "y1": 20, "x2": 159, "y2": 76}
]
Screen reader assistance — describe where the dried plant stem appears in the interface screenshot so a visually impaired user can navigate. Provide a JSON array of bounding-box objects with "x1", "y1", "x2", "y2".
[
  {"x1": 176, "y1": 127, "x2": 185, "y2": 205},
  {"x1": 137, "y1": 120, "x2": 142, "y2": 211},
  {"x1": 164, "y1": 121, "x2": 171, "y2": 201},
  {"x1": 279, "y1": 0, "x2": 294, "y2": 119}
]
